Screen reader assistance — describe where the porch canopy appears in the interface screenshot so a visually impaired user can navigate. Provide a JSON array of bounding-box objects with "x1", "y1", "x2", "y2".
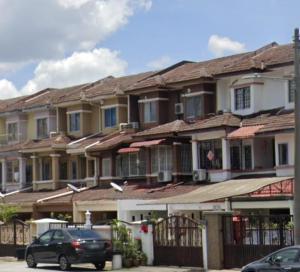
[
  {"x1": 117, "y1": 147, "x2": 140, "y2": 154},
  {"x1": 130, "y1": 138, "x2": 165, "y2": 148},
  {"x1": 227, "y1": 125, "x2": 264, "y2": 139},
  {"x1": 143, "y1": 176, "x2": 293, "y2": 205}
]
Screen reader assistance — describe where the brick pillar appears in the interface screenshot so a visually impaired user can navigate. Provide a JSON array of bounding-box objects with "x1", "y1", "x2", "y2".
[
  {"x1": 50, "y1": 154, "x2": 60, "y2": 190},
  {"x1": 172, "y1": 142, "x2": 181, "y2": 183},
  {"x1": 203, "y1": 211, "x2": 233, "y2": 269}
]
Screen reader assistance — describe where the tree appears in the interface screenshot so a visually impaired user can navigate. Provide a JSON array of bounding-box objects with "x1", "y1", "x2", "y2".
[{"x1": 0, "y1": 204, "x2": 19, "y2": 223}]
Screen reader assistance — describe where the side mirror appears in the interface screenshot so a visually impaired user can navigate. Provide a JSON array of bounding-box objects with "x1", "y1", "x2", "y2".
[
  {"x1": 266, "y1": 257, "x2": 273, "y2": 264},
  {"x1": 33, "y1": 236, "x2": 39, "y2": 244},
  {"x1": 274, "y1": 256, "x2": 282, "y2": 265}
]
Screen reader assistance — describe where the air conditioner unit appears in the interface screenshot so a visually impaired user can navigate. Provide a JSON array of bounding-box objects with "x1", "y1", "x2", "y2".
[
  {"x1": 130, "y1": 122, "x2": 139, "y2": 129},
  {"x1": 119, "y1": 123, "x2": 130, "y2": 131},
  {"x1": 193, "y1": 169, "x2": 207, "y2": 182},
  {"x1": 157, "y1": 171, "x2": 172, "y2": 182},
  {"x1": 174, "y1": 103, "x2": 184, "y2": 115}
]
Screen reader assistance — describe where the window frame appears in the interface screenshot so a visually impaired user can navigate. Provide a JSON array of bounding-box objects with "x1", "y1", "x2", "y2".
[
  {"x1": 69, "y1": 112, "x2": 81, "y2": 132},
  {"x1": 234, "y1": 86, "x2": 251, "y2": 110},
  {"x1": 104, "y1": 107, "x2": 117, "y2": 128},
  {"x1": 151, "y1": 145, "x2": 172, "y2": 173},
  {"x1": 278, "y1": 143, "x2": 289, "y2": 166},
  {"x1": 144, "y1": 101, "x2": 157, "y2": 123},
  {"x1": 7, "y1": 122, "x2": 18, "y2": 142},
  {"x1": 36, "y1": 117, "x2": 48, "y2": 139},
  {"x1": 102, "y1": 158, "x2": 111, "y2": 177},
  {"x1": 185, "y1": 95, "x2": 204, "y2": 119},
  {"x1": 288, "y1": 79, "x2": 295, "y2": 103}
]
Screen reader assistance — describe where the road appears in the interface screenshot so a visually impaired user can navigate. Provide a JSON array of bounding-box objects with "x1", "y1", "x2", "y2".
[{"x1": 0, "y1": 261, "x2": 204, "y2": 272}]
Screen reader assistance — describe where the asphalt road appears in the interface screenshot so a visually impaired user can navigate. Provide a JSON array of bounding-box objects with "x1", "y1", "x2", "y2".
[{"x1": 0, "y1": 261, "x2": 204, "y2": 272}]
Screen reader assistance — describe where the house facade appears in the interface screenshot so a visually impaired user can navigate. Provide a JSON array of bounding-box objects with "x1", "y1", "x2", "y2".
[{"x1": 0, "y1": 42, "x2": 297, "y2": 222}]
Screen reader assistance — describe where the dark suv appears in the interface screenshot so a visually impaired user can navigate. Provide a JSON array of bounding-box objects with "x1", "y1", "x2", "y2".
[{"x1": 25, "y1": 228, "x2": 111, "y2": 271}]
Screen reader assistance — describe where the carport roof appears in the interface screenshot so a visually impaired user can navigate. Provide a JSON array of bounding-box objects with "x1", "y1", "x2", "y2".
[{"x1": 144, "y1": 176, "x2": 293, "y2": 205}]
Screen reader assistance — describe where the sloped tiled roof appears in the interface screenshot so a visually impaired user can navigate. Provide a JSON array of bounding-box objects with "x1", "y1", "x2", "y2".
[
  {"x1": 39, "y1": 183, "x2": 201, "y2": 204},
  {"x1": 21, "y1": 134, "x2": 71, "y2": 151},
  {"x1": 127, "y1": 43, "x2": 294, "y2": 91},
  {"x1": 86, "y1": 131, "x2": 133, "y2": 152}
]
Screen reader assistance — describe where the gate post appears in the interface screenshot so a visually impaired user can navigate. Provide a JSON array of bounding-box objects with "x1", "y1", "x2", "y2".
[
  {"x1": 203, "y1": 211, "x2": 232, "y2": 270},
  {"x1": 141, "y1": 224, "x2": 154, "y2": 265}
]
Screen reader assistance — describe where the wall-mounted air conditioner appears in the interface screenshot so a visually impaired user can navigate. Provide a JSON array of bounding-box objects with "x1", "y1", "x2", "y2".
[
  {"x1": 157, "y1": 171, "x2": 172, "y2": 182},
  {"x1": 174, "y1": 103, "x2": 184, "y2": 115},
  {"x1": 192, "y1": 169, "x2": 207, "y2": 182}
]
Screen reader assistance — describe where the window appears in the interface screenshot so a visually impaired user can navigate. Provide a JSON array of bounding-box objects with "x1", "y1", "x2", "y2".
[
  {"x1": 116, "y1": 151, "x2": 146, "y2": 177},
  {"x1": 230, "y1": 146, "x2": 241, "y2": 170},
  {"x1": 181, "y1": 144, "x2": 192, "y2": 173},
  {"x1": 42, "y1": 159, "x2": 51, "y2": 180},
  {"x1": 151, "y1": 146, "x2": 172, "y2": 173},
  {"x1": 185, "y1": 95, "x2": 203, "y2": 119},
  {"x1": 199, "y1": 140, "x2": 222, "y2": 169},
  {"x1": 6, "y1": 161, "x2": 13, "y2": 183},
  {"x1": 270, "y1": 248, "x2": 300, "y2": 264},
  {"x1": 278, "y1": 143, "x2": 288, "y2": 165},
  {"x1": 60, "y1": 161, "x2": 68, "y2": 180},
  {"x1": 102, "y1": 158, "x2": 111, "y2": 177},
  {"x1": 38, "y1": 230, "x2": 54, "y2": 245},
  {"x1": 234, "y1": 86, "x2": 251, "y2": 110},
  {"x1": 69, "y1": 113, "x2": 80, "y2": 132},
  {"x1": 104, "y1": 107, "x2": 117, "y2": 128},
  {"x1": 71, "y1": 161, "x2": 77, "y2": 179},
  {"x1": 244, "y1": 145, "x2": 252, "y2": 169},
  {"x1": 144, "y1": 101, "x2": 157, "y2": 123},
  {"x1": 88, "y1": 160, "x2": 95, "y2": 177},
  {"x1": 53, "y1": 230, "x2": 65, "y2": 242},
  {"x1": 288, "y1": 79, "x2": 295, "y2": 103},
  {"x1": 37, "y1": 118, "x2": 48, "y2": 138},
  {"x1": 7, "y1": 122, "x2": 18, "y2": 142}
]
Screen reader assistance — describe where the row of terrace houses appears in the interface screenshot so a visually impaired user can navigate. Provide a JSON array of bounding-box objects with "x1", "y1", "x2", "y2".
[{"x1": 0, "y1": 41, "x2": 297, "y2": 222}]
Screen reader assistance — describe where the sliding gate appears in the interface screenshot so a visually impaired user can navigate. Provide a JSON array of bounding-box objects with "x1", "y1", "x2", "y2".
[
  {"x1": 153, "y1": 215, "x2": 203, "y2": 267},
  {"x1": 223, "y1": 214, "x2": 294, "y2": 268}
]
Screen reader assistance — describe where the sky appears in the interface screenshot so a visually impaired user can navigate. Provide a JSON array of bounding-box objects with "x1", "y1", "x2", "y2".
[{"x1": 0, "y1": 0, "x2": 299, "y2": 99}]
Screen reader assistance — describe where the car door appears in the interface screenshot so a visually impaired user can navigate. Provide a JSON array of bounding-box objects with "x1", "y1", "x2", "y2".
[
  {"x1": 259, "y1": 248, "x2": 300, "y2": 272},
  {"x1": 32, "y1": 230, "x2": 55, "y2": 263},
  {"x1": 48, "y1": 230, "x2": 66, "y2": 262}
]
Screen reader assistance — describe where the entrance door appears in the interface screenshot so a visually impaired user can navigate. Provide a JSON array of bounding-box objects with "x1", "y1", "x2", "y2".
[{"x1": 153, "y1": 215, "x2": 203, "y2": 267}]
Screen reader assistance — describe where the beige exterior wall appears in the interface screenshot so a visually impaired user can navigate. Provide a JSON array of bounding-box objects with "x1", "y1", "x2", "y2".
[
  {"x1": 27, "y1": 112, "x2": 36, "y2": 140},
  {"x1": 91, "y1": 106, "x2": 100, "y2": 134}
]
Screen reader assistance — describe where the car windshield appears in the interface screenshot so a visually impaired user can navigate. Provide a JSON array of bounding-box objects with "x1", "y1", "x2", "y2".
[{"x1": 67, "y1": 229, "x2": 101, "y2": 240}]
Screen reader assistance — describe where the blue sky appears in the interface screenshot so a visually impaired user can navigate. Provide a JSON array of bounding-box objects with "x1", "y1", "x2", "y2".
[{"x1": 0, "y1": 0, "x2": 299, "y2": 99}]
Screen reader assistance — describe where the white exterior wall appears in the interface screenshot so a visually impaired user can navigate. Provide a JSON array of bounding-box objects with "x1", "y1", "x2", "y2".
[
  {"x1": 275, "y1": 133, "x2": 294, "y2": 176},
  {"x1": 217, "y1": 74, "x2": 288, "y2": 115}
]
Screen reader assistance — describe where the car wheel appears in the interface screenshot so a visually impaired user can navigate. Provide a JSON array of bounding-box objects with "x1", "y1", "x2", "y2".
[
  {"x1": 59, "y1": 255, "x2": 71, "y2": 271},
  {"x1": 94, "y1": 262, "x2": 105, "y2": 270},
  {"x1": 26, "y1": 253, "x2": 37, "y2": 268}
]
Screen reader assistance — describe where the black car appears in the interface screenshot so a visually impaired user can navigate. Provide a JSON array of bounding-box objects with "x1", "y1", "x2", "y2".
[
  {"x1": 25, "y1": 228, "x2": 111, "y2": 271},
  {"x1": 241, "y1": 246, "x2": 300, "y2": 272}
]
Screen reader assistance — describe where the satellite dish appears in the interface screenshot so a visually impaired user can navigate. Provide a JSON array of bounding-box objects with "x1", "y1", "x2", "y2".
[
  {"x1": 67, "y1": 183, "x2": 80, "y2": 193},
  {"x1": 110, "y1": 182, "x2": 123, "y2": 192}
]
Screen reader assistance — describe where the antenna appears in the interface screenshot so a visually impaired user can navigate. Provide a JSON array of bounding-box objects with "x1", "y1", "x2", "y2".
[
  {"x1": 110, "y1": 182, "x2": 123, "y2": 192},
  {"x1": 67, "y1": 183, "x2": 80, "y2": 193}
]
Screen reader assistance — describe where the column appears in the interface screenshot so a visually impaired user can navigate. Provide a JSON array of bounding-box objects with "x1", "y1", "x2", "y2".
[
  {"x1": 18, "y1": 157, "x2": 26, "y2": 188},
  {"x1": 172, "y1": 142, "x2": 181, "y2": 183},
  {"x1": 222, "y1": 138, "x2": 231, "y2": 170},
  {"x1": 50, "y1": 154, "x2": 60, "y2": 183},
  {"x1": 1, "y1": 159, "x2": 7, "y2": 192},
  {"x1": 31, "y1": 155, "x2": 39, "y2": 182},
  {"x1": 191, "y1": 139, "x2": 199, "y2": 170},
  {"x1": 94, "y1": 158, "x2": 100, "y2": 182}
]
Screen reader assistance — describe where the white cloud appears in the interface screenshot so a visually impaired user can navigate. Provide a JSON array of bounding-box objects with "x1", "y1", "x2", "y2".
[
  {"x1": 0, "y1": 0, "x2": 152, "y2": 66},
  {"x1": 208, "y1": 35, "x2": 246, "y2": 57},
  {"x1": 147, "y1": 56, "x2": 172, "y2": 70},
  {"x1": 0, "y1": 79, "x2": 20, "y2": 99},
  {"x1": 21, "y1": 48, "x2": 128, "y2": 95}
]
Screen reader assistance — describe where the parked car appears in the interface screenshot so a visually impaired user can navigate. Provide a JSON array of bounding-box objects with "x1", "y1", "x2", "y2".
[
  {"x1": 241, "y1": 246, "x2": 300, "y2": 272},
  {"x1": 25, "y1": 228, "x2": 112, "y2": 271}
]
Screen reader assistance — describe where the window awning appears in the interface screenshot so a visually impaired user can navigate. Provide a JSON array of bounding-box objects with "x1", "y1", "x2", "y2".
[
  {"x1": 227, "y1": 125, "x2": 264, "y2": 140},
  {"x1": 117, "y1": 147, "x2": 140, "y2": 154},
  {"x1": 130, "y1": 138, "x2": 165, "y2": 148}
]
